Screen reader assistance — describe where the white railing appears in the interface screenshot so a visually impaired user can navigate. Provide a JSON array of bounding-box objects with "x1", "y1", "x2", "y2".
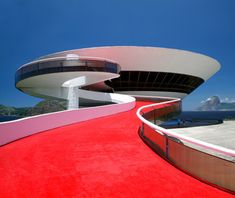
[{"x1": 136, "y1": 97, "x2": 235, "y2": 157}]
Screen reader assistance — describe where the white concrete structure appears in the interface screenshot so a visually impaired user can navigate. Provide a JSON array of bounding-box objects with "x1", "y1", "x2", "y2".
[{"x1": 15, "y1": 46, "x2": 220, "y2": 109}]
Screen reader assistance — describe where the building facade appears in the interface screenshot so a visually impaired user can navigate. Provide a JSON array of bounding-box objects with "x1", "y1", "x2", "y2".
[{"x1": 15, "y1": 46, "x2": 220, "y2": 109}]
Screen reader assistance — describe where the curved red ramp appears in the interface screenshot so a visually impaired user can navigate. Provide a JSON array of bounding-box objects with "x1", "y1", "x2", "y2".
[{"x1": 0, "y1": 102, "x2": 233, "y2": 197}]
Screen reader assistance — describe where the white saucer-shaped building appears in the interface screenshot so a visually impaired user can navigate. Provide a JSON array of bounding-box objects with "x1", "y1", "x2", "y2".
[{"x1": 15, "y1": 46, "x2": 220, "y2": 109}]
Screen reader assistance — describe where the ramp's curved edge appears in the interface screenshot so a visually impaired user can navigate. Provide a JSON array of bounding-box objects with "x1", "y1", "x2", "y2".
[{"x1": 136, "y1": 97, "x2": 235, "y2": 193}]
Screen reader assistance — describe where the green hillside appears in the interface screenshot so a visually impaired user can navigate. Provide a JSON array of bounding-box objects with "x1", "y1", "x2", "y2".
[{"x1": 0, "y1": 100, "x2": 66, "y2": 117}]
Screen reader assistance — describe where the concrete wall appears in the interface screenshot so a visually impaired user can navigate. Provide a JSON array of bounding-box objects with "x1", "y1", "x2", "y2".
[{"x1": 0, "y1": 100, "x2": 135, "y2": 146}]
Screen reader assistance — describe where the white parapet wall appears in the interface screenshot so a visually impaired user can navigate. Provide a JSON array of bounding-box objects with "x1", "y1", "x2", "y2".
[{"x1": 0, "y1": 95, "x2": 135, "y2": 146}]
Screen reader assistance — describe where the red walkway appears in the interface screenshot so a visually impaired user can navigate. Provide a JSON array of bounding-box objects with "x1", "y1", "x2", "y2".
[{"x1": 0, "y1": 102, "x2": 233, "y2": 197}]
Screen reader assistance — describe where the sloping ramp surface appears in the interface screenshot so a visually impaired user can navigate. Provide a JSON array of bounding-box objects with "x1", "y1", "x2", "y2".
[{"x1": 0, "y1": 102, "x2": 233, "y2": 197}]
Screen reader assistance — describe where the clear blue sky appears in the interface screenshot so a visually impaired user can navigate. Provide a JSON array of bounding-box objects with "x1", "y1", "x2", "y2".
[{"x1": 0, "y1": 0, "x2": 234, "y2": 110}]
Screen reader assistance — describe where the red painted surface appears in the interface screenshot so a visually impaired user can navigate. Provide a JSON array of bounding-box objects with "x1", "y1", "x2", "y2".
[{"x1": 0, "y1": 102, "x2": 233, "y2": 197}]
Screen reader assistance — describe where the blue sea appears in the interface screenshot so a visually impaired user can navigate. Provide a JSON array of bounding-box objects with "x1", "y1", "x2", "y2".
[
  {"x1": 160, "y1": 111, "x2": 235, "y2": 128},
  {"x1": 0, "y1": 115, "x2": 22, "y2": 122},
  {"x1": 178, "y1": 111, "x2": 235, "y2": 120}
]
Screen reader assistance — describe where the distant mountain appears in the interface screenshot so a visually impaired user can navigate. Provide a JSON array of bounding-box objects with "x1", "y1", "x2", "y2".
[
  {"x1": 197, "y1": 96, "x2": 235, "y2": 111},
  {"x1": 0, "y1": 104, "x2": 16, "y2": 116},
  {"x1": 0, "y1": 100, "x2": 66, "y2": 117},
  {"x1": 27, "y1": 100, "x2": 66, "y2": 116}
]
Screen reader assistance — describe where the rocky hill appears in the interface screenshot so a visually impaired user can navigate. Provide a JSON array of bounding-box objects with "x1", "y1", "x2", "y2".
[
  {"x1": 27, "y1": 100, "x2": 66, "y2": 116},
  {"x1": 197, "y1": 96, "x2": 235, "y2": 111},
  {"x1": 0, "y1": 100, "x2": 66, "y2": 117}
]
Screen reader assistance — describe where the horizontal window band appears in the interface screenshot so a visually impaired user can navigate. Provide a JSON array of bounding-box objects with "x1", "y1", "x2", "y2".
[
  {"x1": 15, "y1": 59, "x2": 120, "y2": 84},
  {"x1": 105, "y1": 71, "x2": 204, "y2": 94}
]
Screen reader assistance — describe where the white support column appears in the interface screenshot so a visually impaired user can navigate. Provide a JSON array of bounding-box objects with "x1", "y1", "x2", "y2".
[
  {"x1": 62, "y1": 76, "x2": 86, "y2": 110},
  {"x1": 67, "y1": 86, "x2": 79, "y2": 110}
]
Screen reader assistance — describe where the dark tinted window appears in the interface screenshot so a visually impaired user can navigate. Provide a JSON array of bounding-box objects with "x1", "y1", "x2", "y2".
[
  {"x1": 15, "y1": 59, "x2": 120, "y2": 85},
  {"x1": 105, "y1": 71, "x2": 204, "y2": 94}
]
